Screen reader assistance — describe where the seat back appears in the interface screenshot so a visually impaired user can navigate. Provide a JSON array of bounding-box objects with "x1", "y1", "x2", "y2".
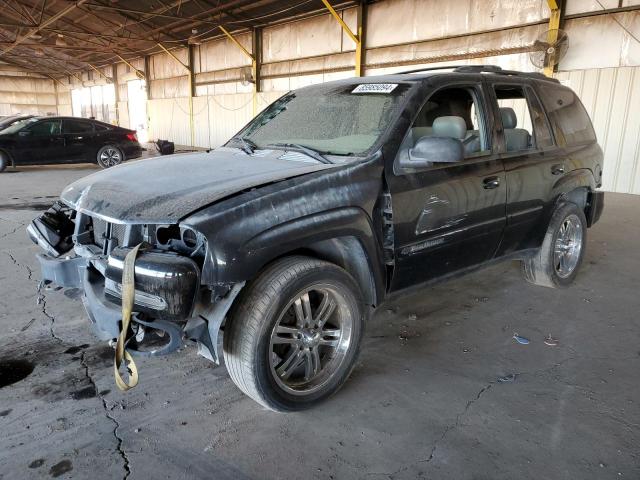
[{"x1": 500, "y1": 107, "x2": 531, "y2": 152}]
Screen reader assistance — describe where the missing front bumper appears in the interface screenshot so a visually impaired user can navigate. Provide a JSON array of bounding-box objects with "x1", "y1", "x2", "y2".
[{"x1": 34, "y1": 250, "x2": 242, "y2": 363}]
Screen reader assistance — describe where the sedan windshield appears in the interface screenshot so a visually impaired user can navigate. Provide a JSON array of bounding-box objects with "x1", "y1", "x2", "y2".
[
  {"x1": 235, "y1": 83, "x2": 410, "y2": 156},
  {"x1": 0, "y1": 117, "x2": 39, "y2": 135}
]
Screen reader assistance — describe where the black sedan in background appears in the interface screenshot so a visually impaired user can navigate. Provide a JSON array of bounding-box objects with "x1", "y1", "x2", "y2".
[{"x1": 0, "y1": 116, "x2": 142, "y2": 172}]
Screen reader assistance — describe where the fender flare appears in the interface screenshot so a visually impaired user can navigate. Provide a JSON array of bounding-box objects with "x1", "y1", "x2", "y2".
[
  {"x1": 551, "y1": 168, "x2": 596, "y2": 204},
  {"x1": 209, "y1": 206, "x2": 385, "y2": 306}
]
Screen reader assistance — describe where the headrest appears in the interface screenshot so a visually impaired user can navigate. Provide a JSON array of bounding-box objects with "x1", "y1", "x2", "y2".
[
  {"x1": 432, "y1": 116, "x2": 466, "y2": 140},
  {"x1": 500, "y1": 107, "x2": 518, "y2": 129}
]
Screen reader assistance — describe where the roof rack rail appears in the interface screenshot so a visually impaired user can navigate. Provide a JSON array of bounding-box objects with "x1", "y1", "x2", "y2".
[{"x1": 399, "y1": 64, "x2": 559, "y2": 83}]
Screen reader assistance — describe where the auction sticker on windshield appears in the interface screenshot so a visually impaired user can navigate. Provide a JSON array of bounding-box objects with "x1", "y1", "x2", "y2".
[{"x1": 352, "y1": 83, "x2": 398, "y2": 94}]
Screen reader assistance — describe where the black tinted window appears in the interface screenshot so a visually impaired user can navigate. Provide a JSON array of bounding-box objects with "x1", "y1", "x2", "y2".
[
  {"x1": 537, "y1": 84, "x2": 596, "y2": 146},
  {"x1": 28, "y1": 120, "x2": 61, "y2": 136},
  {"x1": 63, "y1": 120, "x2": 94, "y2": 134},
  {"x1": 526, "y1": 87, "x2": 554, "y2": 149}
]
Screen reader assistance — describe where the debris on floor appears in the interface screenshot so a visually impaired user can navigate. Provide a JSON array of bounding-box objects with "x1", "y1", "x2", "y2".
[
  {"x1": 497, "y1": 373, "x2": 517, "y2": 383},
  {"x1": 513, "y1": 333, "x2": 530, "y2": 345},
  {"x1": 544, "y1": 335, "x2": 559, "y2": 346}
]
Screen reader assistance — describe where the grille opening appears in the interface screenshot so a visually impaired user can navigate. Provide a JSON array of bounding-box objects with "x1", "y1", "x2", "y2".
[{"x1": 156, "y1": 225, "x2": 181, "y2": 245}]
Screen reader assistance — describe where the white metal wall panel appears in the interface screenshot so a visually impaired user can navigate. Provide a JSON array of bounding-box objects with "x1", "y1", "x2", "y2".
[
  {"x1": 565, "y1": 0, "x2": 640, "y2": 15},
  {"x1": 192, "y1": 96, "x2": 211, "y2": 148},
  {"x1": 147, "y1": 97, "x2": 192, "y2": 146},
  {"x1": 556, "y1": 67, "x2": 640, "y2": 194},
  {"x1": 262, "y1": 8, "x2": 357, "y2": 63},
  {"x1": 150, "y1": 76, "x2": 190, "y2": 99},
  {"x1": 207, "y1": 93, "x2": 254, "y2": 147},
  {"x1": 561, "y1": 14, "x2": 640, "y2": 70},
  {"x1": 0, "y1": 75, "x2": 57, "y2": 115},
  {"x1": 366, "y1": 0, "x2": 549, "y2": 48},
  {"x1": 196, "y1": 33, "x2": 253, "y2": 73},
  {"x1": 117, "y1": 101, "x2": 130, "y2": 129},
  {"x1": 150, "y1": 49, "x2": 189, "y2": 80}
]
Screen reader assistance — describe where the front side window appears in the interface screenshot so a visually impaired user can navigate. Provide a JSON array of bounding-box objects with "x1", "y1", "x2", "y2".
[
  {"x1": 235, "y1": 83, "x2": 411, "y2": 156},
  {"x1": 28, "y1": 120, "x2": 61, "y2": 136},
  {"x1": 537, "y1": 84, "x2": 596, "y2": 146},
  {"x1": 395, "y1": 85, "x2": 490, "y2": 168},
  {"x1": 63, "y1": 120, "x2": 94, "y2": 134}
]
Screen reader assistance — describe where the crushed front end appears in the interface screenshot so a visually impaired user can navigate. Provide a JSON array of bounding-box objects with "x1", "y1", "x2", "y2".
[{"x1": 28, "y1": 201, "x2": 241, "y2": 363}]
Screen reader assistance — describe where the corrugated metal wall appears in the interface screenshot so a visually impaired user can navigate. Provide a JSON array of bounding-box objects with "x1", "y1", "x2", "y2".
[
  {"x1": 0, "y1": 68, "x2": 57, "y2": 115},
  {"x1": 556, "y1": 68, "x2": 640, "y2": 194}
]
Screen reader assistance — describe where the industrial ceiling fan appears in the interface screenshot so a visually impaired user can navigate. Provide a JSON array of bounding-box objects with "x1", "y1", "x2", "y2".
[{"x1": 530, "y1": 28, "x2": 569, "y2": 69}]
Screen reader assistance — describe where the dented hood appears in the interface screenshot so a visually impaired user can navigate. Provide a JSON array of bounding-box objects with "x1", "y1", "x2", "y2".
[{"x1": 61, "y1": 147, "x2": 335, "y2": 224}]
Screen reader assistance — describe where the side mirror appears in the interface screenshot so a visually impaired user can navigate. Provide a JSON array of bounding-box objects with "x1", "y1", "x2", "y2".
[
  {"x1": 398, "y1": 136, "x2": 464, "y2": 171},
  {"x1": 18, "y1": 130, "x2": 32, "y2": 137}
]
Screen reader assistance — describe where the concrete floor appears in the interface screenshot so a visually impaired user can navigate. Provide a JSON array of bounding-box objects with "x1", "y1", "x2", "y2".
[{"x1": 0, "y1": 162, "x2": 638, "y2": 480}]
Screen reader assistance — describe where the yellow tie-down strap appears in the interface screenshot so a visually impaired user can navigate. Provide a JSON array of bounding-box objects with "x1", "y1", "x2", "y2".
[{"x1": 114, "y1": 243, "x2": 144, "y2": 391}]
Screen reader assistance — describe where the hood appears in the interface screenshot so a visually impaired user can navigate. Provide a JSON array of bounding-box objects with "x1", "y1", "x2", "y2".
[{"x1": 61, "y1": 147, "x2": 335, "y2": 224}]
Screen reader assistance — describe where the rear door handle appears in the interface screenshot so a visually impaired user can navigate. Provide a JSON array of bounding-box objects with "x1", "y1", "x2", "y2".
[
  {"x1": 483, "y1": 176, "x2": 501, "y2": 189},
  {"x1": 551, "y1": 164, "x2": 565, "y2": 175}
]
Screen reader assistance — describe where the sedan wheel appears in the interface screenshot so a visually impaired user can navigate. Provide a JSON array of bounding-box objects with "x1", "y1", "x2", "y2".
[{"x1": 97, "y1": 146, "x2": 123, "y2": 168}]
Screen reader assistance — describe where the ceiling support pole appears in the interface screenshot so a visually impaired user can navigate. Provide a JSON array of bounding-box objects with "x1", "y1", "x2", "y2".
[
  {"x1": 544, "y1": 0, "x2": 563, "y2": 77},
  {"x1": 321, "y1": 0, "x2": 363, "y2": 77}
]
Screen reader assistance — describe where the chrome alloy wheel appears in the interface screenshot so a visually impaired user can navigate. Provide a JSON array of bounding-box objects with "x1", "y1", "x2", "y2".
[
  {"x1": 99, "y1": 147, "x2": 122, "y2": 167},
  {"x1": 554, "y1": 213, "x2": 583, "y2": 278},
  {"x1": 269, "y1": 285, "x2": 353, "y2": 396}
]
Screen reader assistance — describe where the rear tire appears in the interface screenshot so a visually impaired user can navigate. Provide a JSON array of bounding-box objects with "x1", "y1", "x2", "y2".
[
  {"x1": 223, "y1": 256, "x2": 365, "y2": 412},
  {"x1": 0, "y1": 151, "x2": 9, "y2": 172},
  {"x1": 97, "y1": 145, "x2": 123, "y2": 168},
  {"x1": 522, "y1": 201, "x2": 587, "y2": 288}
]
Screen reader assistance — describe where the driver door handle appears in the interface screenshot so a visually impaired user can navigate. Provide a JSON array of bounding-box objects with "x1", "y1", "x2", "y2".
[
  {"x1": 483, "y1": 176, "x2": 501, "y2": 189},
  {"x1": 551, "y1": 164, "x2": 565, "y2": 175}
]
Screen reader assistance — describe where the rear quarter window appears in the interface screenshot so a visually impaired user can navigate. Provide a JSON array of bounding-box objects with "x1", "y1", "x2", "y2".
[{"x1": 537, "y1": 84, "x2": 596, "y2": 146}]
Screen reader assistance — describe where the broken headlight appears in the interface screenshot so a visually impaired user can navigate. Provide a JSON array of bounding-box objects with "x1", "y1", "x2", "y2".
[
  {"x1": 154, "y1": 225, "x2": 205, "y2": 257},
  {"x1": 27, "y1": 201, "x2": 75, "y2": 257}
]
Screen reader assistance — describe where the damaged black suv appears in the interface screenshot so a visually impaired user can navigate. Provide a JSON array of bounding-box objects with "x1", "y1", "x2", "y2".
[{"x1": 28, "y1": 65, "x2": 604, "y2": 411}]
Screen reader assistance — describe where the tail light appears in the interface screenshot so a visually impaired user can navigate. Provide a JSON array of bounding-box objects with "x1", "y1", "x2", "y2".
[{"x1": 126, "y1": 132, "x2": 138, "y2": 142}]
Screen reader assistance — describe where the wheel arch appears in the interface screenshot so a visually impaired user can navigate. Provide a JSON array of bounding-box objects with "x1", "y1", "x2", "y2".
[
  {"x1": 550, "y1": 168, "x2": 597, "y2": 220},
  {"x1": 0, "y1": 147, "x2": 14, "y2": 167},
  {"x1": 204, "y1": 207, "x2": 386, "y2": 308},
  {"x1": 272, "y1": 236, "x2": 379, "y2": 307}
]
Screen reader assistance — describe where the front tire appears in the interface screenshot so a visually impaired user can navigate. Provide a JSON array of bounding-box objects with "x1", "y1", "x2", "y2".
[
  {"x1": 223, "y1": 256, "x2": 365, "y2": 411},
  {"x1": 522, "y1": 201, "x2": 587, "y2": 288},
  {"x1": 97, "y1": 145, "x2": 123, "y2": 168},
  {"x1": 0, "y1": 150, "x2": 9, "y2": 172}
]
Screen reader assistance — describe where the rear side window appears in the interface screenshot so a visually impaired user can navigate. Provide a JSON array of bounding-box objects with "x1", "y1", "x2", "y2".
[
  {"x1": 63, "y1": 120, "x2": 94, "y2": 134},
  {"x1": 537, "y1": 84, "x2": 596, "y2": 146}
]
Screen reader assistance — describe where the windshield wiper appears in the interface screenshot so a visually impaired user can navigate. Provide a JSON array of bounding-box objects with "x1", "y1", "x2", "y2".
[
  {"x1": 227, "y1": 136, "x2": 257, "y2": 155},
  {"x1": 267, "y1": 143, "x2": 332, "y2": 164}
]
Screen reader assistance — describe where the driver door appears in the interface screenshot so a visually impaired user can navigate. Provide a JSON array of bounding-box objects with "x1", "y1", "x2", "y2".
[
  {"x1": 18, "y1": 119, "x2": 65, "y2": 164},
  {"x1": 386, "y1": 82, "x2": 506, "y2": 291}
]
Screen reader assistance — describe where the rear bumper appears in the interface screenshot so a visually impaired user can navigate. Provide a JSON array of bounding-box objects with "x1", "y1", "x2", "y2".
[
  {"x1": 122, "y1": 143, "x2": 143, "y2": 160},
  {"x1": 586, "y1": 191, "x2": 605, "y2": 227}
]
